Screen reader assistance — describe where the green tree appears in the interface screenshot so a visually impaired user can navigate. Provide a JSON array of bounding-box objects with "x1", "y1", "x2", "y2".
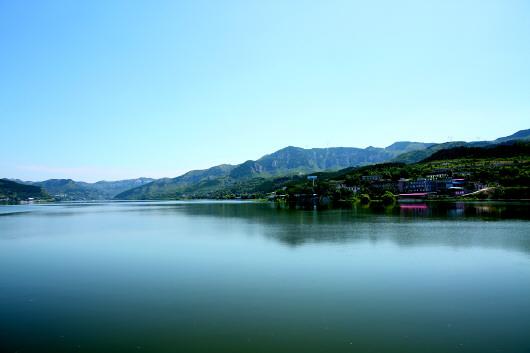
[
  {"x1": 360, "y1": 194, "x2": 371, "y2": 205},
  {"x1": 381, "y1": 191, "x2": 396, "y2": 206}
]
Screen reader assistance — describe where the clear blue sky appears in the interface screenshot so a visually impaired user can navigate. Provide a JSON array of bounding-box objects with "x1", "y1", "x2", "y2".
[{"x1": 1, "y1": 0, "x2": 529, "y2": 181}]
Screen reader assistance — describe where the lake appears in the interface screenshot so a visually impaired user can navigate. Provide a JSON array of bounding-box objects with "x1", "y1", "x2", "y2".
[{"x1": 0, "y1": 201, "x2": 529, "y2": 353}]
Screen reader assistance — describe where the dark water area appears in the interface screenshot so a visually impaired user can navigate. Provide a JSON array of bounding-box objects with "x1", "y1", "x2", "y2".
[{"x1": 0, "y1": 201, "x2": 529, "y2": 353}]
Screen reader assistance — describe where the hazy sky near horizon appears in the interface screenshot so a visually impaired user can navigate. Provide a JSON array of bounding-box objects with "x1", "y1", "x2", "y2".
[{"x1": 1, "y1": 0, "x2": 529, "y2": 181}]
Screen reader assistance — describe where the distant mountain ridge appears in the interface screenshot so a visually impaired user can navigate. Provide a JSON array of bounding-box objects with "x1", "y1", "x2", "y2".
[
  {"x1": 117, "y1": 129, "x2": 530, "y2": 200},
  {"x1": 393, "y1": 129, "x2": 530, "y2": 164},
  {"x1": 0, "y1": 179, "x2": 50, "y2": 202},
  {"x1": 495, "y1": 129, "x2": 530, "y2": 143},
  {"x1": 115, "y1": 142, "x2": 438, "y2": 200},
  {"x1": 14, "y1": 177, "x2": 155, "y2": 201},
  {"x1": 422, "y1": 140, "x2": 530, "y2": 162},
  {"x1": 6, "y1": 128, "x2": 529, "y2": 201},
  {"x1": 229, "y1": 144, "x2": 436, "y2": 179}
]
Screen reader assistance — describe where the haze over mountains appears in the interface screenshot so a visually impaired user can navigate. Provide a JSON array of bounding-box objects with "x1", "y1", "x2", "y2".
[{"x1": 3, "y1": 128, "x2": 529, "y2": 201}]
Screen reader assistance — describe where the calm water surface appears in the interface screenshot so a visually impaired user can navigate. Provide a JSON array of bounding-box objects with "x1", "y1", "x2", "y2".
[{"x1": 0, "y1": 201, "x2": 529, "y2": 353}]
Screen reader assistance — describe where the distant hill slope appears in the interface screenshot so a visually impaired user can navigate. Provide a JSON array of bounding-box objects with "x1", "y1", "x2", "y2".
[
  {"x1": 218, "y1": 142, "x2": 530, "y2": 200},
  {"x1": 422, "y1": 141, "x2": 530, "y2": 162},
  {"x1": 32, "y1": 179, "x2": 97, "y2": 200},
  {"x1": 494, "y1": 128, "x2": 530, "y2": 143},
  {"x1": 116, "y1": 143, "x2": 435, "y2": 200},
  {"x1": 267, "y1": 150, "x2": 530, "y2": 203},
  {"x1": 0, "y1": 179, "x2": 50, "y2": 201},
  {"x1": 7, "y1": 128, "x2": 529, "y2": 201},
  {"x1": 90, "y1": 178, "x2": 155, "y2": 198},
  {"x1": 29, "y1": 178, "x2": 154, "y2": 200},
  {"x1": 228, "y1": 144, "x2": 435, "y2": 179},
  {"x1": 392, "y1": 129, "x2": 530, "y2": 164},
  {"x1": 116, "y1": 128, "x2": 530, "y2": 200},
  {"x1": 116, "y1": 165, "x2": 235, "y2": 200},
  {"x1": 392, "y1": 142, "x2": 469, "y2": 163}
]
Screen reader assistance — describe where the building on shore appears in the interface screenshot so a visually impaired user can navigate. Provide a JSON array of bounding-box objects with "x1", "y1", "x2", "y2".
[{"x1": 361, "y1": 175, "x2": 382, "y2": 182}]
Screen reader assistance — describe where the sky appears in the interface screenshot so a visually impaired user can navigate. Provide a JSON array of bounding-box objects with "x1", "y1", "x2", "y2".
[{"x1": 1, "y1": 0, "x2": 529, "y2": 182}]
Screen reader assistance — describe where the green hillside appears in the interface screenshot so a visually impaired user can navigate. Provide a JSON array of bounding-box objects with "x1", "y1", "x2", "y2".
[
  {"x1": 0, "y1": 179, "x2": 50, "y2": 202},
  {"x1": 392, "y1": 129, "x2": 530, "y2": 164},
  {"x1": 265, "y1": 144, "x2": 530, "y2": 203},
  {"x1": 145, "y1": 142, "x2": 530, "y2": 201},
  {"x1": 391, "y1": 142, "x2": 468, "y2": 163},
  {"x1": 116, "y1": 143, "x2": 433, "y2": 200},
  {"x1": 31, "y1": 178, "x2": 154, "y2": 200},
  {"x1": 494, "y1": 128, "x2": 530, "y2": 143},
  {"x1": 116, "y1": 129, "x2": 530, "y2": 200},
  {"x1": 6, "y1": 128, "x2": 529, "y2": 201},
  {"x1": 423, "y1": 141, "x2": 530, "y2": 162}
]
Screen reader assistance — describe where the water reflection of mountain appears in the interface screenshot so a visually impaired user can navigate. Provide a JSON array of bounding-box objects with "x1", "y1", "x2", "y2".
[
  {"x1": 172, "y1": 202, "x2": 530, "y2": 252},
  {"x1": 4, "y1": 201, "x2": 528, "y2": 252},
  {"x1": 174, "y1": 201, "x2": 530, "y2": 222}
]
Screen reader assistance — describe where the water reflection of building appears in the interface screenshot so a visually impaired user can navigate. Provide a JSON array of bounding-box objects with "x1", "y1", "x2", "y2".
[
  {"x1": 398, "y1": 193, "x2": 429, "y2": 201},
  {"x1": 474, "y1": 205, "x2": 504, "y2": 217},
  {"x1": 399, "y1": 203, "x2": 430, "y2": 217},
  {"x1": 447, "y1": 202, "x2": 465, "y2": 217}
]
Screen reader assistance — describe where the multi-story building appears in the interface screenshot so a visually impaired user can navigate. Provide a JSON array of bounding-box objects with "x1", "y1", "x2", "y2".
[
  {"x1": 370, "y1": 180, "x2": 398, "y2": 193},
  {"x1": 398, "y1": 178, "x2": 455, "y2": 194},
  {"x1": 361, "y1": 175, "x2": 382, "y2": 182}
]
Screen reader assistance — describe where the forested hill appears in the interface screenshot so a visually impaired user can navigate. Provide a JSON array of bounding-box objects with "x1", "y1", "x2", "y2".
[
  {"x1": 393, "y1": 128, "x2": 530, "y2": 163},
  {"x1": 423, "y1": 141, "x2": 530, "y2": 162},
  {"x1": 5, "y1": 128, "x2": 529, "y2": 201},
  {"x1": 0, "y1": 179, "x2": 50, "y2": 202},
  {"x1": 17, "y1": 178, "x2": 155, "y2": 201},
  {"x1": 116, "y1": 143, "x2": 434, "y2": 200}
]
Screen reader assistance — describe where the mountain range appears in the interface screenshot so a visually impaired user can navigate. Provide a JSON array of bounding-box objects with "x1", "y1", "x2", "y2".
[
  {"x1": 3, "y1": 128, "x2": 529, "y2": 201},
  {"x1": 392, "y1": 129, "x2": 530, "y2": 164},
  {"x1": 0, "y1": 179, "x2": 50, "y2": 202},
  {"x1": 116, "y1": 129, "x2": 530, "y2": 200},
  {"x1": 115, "y1": 143, "x2": 437, "y2": 200},
  {"x1": 10, "y1": 178, "x2": 154, "y2": 201}
]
